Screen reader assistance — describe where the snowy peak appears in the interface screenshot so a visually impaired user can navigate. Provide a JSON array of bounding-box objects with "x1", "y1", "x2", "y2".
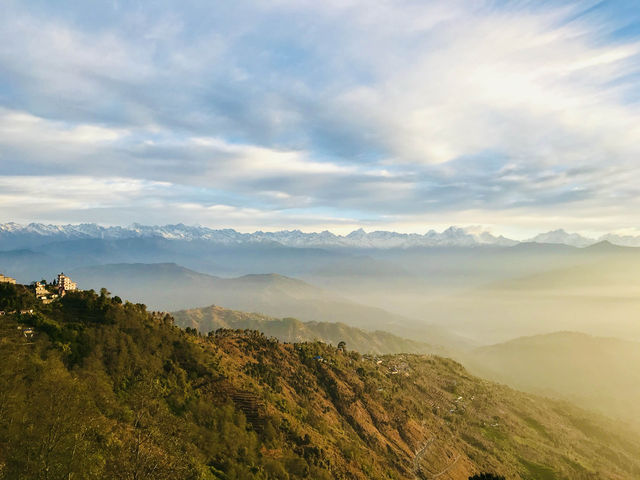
[
  {"x1": 598, "y1": 233, "x2": 640, "y2": 247},
  {"x1": 0, "y1": 222, "x2": 517, "y2": 248},
  {"x1": 526, "y1": 229, "x2": 595, "y2": 248},
  {"x1": 1, "y1": 222, "x2": 639, "y2": 249}
]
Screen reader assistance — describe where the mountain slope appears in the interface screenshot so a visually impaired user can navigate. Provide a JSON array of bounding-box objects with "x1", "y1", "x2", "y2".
[
  {"x1": 1, "y1": 285, "x2": 640, "y2": 479},
  {"x1": 463, "y1": 332, "x2": 640, "y2": 430},
  {"x1": 172, "y1": 304, "x2": 443, "y2": 355},
  {"x1": 69, "y1": 262, "x2": 467, "y2": 350}
]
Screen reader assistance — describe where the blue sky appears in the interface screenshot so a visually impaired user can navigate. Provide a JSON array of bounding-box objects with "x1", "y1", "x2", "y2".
[{"x1": 1, "y1": 0, "x2": 640, "y2": 237}]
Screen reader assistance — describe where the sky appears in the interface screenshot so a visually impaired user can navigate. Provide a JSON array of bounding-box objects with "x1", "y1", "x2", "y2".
[{"x1": 1, "y1": 0, "x2": 640, "y2": 237}]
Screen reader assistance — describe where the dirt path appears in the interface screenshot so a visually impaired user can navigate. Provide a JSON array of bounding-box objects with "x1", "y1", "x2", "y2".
[
  {"x1": 430, "y1": 454, "x2": 461, "y2": 479},
  {"x1": 412, "y1": 436, "x2": 435, "y2": 479}
]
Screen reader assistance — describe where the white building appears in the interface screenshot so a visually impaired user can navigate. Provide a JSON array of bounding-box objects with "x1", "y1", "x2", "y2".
[
  {"x1": 57, "y1": 273, "x2": 78, "y2": 293},
  {"x1": 35, "y1": 282, "x2": 48, "y2": 296}
]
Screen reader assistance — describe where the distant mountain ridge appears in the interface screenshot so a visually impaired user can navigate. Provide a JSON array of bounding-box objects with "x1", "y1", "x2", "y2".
[
  {"x1": 5, "y1": 221, "x2": 640, "y2": 249},
  {"x1": 525, "y1": 229, "x2": 596, "y2": 247},
  {"x1": 69, "y1": 262, "x2": 469, "y2": 350},
  {"x1": 172, "y1": 304, "x2": 444, "y2": 355},
  {"x1": 0, "y1": 222, "x2": 518, "y2": 248}
]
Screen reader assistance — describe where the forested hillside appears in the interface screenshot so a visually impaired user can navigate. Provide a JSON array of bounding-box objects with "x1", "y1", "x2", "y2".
[{"x1": 1, "y1": 285, "x2": 640, "y2": 479}]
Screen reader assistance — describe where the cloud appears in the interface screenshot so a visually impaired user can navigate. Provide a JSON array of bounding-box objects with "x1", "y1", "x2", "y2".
[
  {"x1": 0, "y1": 175, "x2": 364, "y2": 231},
  {"x1": 1, "y1": 0, "x2": 640, "y2": 235}
]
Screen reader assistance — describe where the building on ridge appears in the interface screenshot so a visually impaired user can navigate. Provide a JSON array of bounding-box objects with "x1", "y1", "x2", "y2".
[
  {"x1": 57, "y1": 273, "x2": 78, "y2": 295},
  {"x1": 0, "y1": 273, "x2": 16, "y2": 284},
  {"x1": 35, "y1": 282, "x2": 48, "y2": 297}
]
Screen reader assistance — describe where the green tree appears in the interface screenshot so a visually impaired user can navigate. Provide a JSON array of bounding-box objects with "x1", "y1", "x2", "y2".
[
  {"x1": 105, "y1": 377, "x2": 197, "y2": 480},
  {"x1": 1, "y1": 356, "x2": 104, "y2": 480}
]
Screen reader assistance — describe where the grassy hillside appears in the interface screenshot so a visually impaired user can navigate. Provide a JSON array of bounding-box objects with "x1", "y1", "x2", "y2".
[
  {"x1": 1, "y1": 285, "x2": 640, "y2": 479},
  {"x1": 463, "y1": 332, "x2": 640, "y2": 431},
  {"x1": 172, "y1": 304, "x2": 444, "y2": 355}
]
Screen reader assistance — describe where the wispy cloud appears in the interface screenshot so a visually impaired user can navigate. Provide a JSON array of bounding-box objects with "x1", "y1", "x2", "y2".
[{"x1": 1, "y1": 0, "x2": 640, "y2": 235}]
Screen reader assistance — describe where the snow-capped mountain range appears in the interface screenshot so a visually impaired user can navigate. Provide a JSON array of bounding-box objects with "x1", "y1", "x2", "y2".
[
  {"x1": 0, "y1": 223, "x2": 638, "y2": 249},
  {"x1": 524, "y1": 229, "x2": 640, "y2": 248}
]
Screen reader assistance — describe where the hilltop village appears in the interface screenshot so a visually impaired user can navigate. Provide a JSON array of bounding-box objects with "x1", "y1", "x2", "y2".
[{"x1": 0, "y1": 271, "x2": 78, "y2": 307}]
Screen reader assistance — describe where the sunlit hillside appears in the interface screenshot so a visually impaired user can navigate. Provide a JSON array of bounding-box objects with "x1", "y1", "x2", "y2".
[{"x1": 2, "y1": 284, "x2": 640, "y2": 479}]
